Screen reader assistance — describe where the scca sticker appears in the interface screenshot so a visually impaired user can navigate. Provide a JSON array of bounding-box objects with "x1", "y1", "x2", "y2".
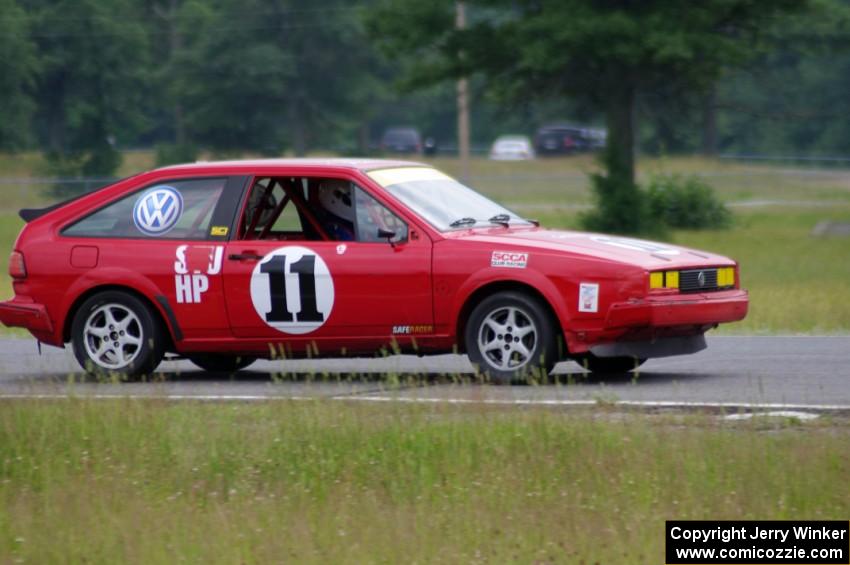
[
  {"x1": 133, "y1": 185, "x2": 183, "y2": 236},
  {"x1": 491, "y1": 251, "x2": 528, "y2": 268},
  {"x1": 249, "y1": 246, "x2": 334, "y2": 335}
]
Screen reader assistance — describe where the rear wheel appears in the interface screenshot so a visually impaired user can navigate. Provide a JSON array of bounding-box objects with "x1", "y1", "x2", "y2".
[
  {"x1": 188, "y1": 354, "x2": 257, "y2": 373},
  {"x1": 580, "y1": 354, "x2": 645, "y2": 375},
  {"x1": 71, "y1": 291, "x2": 165, "y2": 378},
  {"x1": 465, "y1": 291, "x2": 558, "y2": 384}
]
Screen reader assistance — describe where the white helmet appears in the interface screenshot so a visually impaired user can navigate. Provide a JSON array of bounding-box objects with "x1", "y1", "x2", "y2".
[{"x1": 318, "y1": 180, "x2": 354, "y2": 222}]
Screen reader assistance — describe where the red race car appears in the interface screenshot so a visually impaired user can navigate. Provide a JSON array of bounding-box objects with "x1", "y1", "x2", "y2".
[{"x1": 0, "y1": 159, "x2": 748, "y2": 382}]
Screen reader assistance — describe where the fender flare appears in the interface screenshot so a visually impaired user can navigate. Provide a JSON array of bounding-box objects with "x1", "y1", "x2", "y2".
[
  {"x1": 57, "y1": 268, "x2": 179, "y2": 345},
  {"x1": 450, "y1": 269, "x2": 571, "y2": 341}
]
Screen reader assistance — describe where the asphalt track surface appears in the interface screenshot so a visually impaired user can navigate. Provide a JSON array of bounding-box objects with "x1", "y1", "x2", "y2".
[{"x1": 0, "y1": 336, "x2": 848, "y2": 411}]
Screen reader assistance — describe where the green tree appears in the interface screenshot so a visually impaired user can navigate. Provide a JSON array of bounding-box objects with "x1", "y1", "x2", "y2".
[
  {"x1": 174, "y1": 0, "x2": 380, "y2": 156},
  {"x1": 370, "y1": 0, "x2": 807, "y2": 234},
  {"x1": 0, "y1": 0, "x2": 38, "y2": 150},
  {"x1": 24, "y1": 0, "x2": 149, "y2": 181}
]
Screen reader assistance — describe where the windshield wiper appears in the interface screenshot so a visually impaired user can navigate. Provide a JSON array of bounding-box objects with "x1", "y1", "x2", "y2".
[
  {"x1": 488, "y1": 214, "x2": 511, "y2": 227},
  {"x1": 449, "y1": 217, "x2": 478, "y2": 228}
]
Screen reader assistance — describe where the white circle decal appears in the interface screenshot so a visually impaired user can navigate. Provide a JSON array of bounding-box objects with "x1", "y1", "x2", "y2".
[
  {"x1": 249, "y1": 246, "x2": 335, "y2": 335},
  {"x1": 133, "y1": 185, "x2": 183, "y2": 236}
]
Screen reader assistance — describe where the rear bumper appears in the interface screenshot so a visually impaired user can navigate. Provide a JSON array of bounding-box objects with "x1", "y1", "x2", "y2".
[
  {"x1": 605, "y1": 289, "x2": 748, "y2": 329},
  {"x1": 0, "y1": 298, "x2": 54, "y2": 335}
]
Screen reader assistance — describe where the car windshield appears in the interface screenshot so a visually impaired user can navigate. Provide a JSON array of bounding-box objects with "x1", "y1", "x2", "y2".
[{"x1": 368, "y1": 167, "x2": 532, "y2": 232}]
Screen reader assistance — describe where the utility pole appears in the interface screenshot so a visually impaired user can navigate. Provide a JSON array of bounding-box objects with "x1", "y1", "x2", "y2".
[{"x1": 456, "y1": 1, "x2": 470, "y2": 181}]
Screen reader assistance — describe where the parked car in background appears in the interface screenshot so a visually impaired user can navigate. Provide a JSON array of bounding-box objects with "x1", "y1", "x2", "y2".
[
  {"x1": 534, "y1": 123, "x2": 606, "y2": 155},
  {"x1": 380, "y1": 127, "x2": 422, "y2": 154},
  {"x1": 489, "y1": 135, "x2": 535, "y2": 160},
  {"x1": 0, "y1": 159, "x2": 747, "y2": 383},
  {"x1": 423, "y1": 137, "x2": 438, "y2": 156}
]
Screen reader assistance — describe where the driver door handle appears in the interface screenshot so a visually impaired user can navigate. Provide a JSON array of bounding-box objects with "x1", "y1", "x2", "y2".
[{"x1": 228, "y1": 252, "x2": 263, "y2": 261}]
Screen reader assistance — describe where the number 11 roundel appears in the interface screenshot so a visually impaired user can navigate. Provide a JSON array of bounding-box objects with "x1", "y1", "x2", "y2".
[{"x1": 249, "y1": 246, "x2": 335, "y2": 335}]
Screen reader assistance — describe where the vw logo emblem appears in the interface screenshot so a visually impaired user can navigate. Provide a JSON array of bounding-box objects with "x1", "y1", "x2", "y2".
[
  {"x1": 133, "y1": 186, "x2": 183, "y2": 236},
  {"x1": 697, "y1": 271, "x2": 706, "y2": 287}
]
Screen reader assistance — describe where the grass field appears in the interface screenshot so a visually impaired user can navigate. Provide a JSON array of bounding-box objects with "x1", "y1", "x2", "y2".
[
  {"x1": 0, "y1": 152, "x2": 848, "y2": 333},
  {"x1": 1, "y1": 399, "x2": 847, "y2": 564}
]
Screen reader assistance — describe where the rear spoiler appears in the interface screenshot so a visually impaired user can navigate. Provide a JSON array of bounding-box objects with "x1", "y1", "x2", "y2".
[
  {"x1": 18, "y1": 197, "x2": 84, "y2": 223},
  {"x1": 19, "y1": 206, "x2": 60, "y2": 222}
]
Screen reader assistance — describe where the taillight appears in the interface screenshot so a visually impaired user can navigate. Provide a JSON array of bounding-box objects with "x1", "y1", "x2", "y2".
[{"x1": 9, "y1": 251, "x2": 26, "y2": 279}]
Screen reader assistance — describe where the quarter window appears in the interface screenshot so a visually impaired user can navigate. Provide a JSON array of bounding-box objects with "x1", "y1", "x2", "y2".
[{"x1": 63, "y1": 178, "x2": 226, "y2": 239}]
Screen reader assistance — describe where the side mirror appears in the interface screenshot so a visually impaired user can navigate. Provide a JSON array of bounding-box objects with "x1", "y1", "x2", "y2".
[{"x1": 377, "y1": 228, "x2": 396, "y2": 247}]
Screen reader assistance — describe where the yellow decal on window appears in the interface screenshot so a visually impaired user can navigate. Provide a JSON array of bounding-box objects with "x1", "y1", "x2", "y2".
[{"x1": 210, "y1": 226, "x2": 229, "y2": 236}]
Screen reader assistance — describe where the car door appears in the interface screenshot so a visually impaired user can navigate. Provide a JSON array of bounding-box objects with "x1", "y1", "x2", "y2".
[{"x1": 221, "y1": 176, "x2": 433, "y2": 352}]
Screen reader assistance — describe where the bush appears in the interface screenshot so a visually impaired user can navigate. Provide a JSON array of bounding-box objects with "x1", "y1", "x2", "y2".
[
  {"x1": 579, "y1": 173, "x2": 666, "y2": 237},
  {"x1": 646, "y1": 173, "x2": 731, "y2": 229}
]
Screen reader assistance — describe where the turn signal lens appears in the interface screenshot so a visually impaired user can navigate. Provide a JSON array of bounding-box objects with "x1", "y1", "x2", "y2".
[{"x1": 8, "y1": 251, "x2": 26, "y2": 279}]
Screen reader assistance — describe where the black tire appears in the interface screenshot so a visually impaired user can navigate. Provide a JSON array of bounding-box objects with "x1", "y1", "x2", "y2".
[
  {"x1": 580, "y1": 354, "x2": 645, "y2": 375},
  {"x1": 465, "y1": 291, "x2": 558, "y2": 384},
  {"x1": 188, "y1": 354, "x2": 257, "y2": 373},
  {"x1": 71, "y1": 291, "x2": 165, "y2": 379}
]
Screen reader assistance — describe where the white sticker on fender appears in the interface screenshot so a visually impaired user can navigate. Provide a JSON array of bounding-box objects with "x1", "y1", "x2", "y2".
[
  {"x1": 249, "y1": 246, "x2": 335, "y2": 335},
  {"x1": 578, "y1": 283, "x2": 599, "y2": 313},
  {"x1": 491, "y1": 251, "x2": 528, "y2": 268}
]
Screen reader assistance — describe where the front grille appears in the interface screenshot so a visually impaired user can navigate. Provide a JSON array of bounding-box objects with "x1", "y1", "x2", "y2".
[{"x1": 679, "y1": 268, "x2": 718, "y2": 293}]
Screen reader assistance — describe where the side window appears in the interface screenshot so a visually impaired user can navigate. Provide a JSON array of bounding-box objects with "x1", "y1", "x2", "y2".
[
  {"x1": 353, "y1": 186, "x2": 408, "y2": 243},
  {"x1": 311, "y1": 179, "x2": 407, "y2": 243},
  {"x1": 241, "y1": 178, "x2": 306, "y2": 240},
  {"x1": 63, "y1": 178, "x2": 226, "y2": 239},
  {"x1": 238, "y1": 177, "x2": 407, "y2": 244}
]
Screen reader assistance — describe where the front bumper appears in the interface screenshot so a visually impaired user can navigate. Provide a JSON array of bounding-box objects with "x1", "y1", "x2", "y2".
[
  {"x1": 605, "y1": 289, "x2": 748, "y2": 329},
  {"x1": 0, "y1": 297, "x2": 54, "y2": 336},
  {"x1": 565, "y1": 289, "x2": 748, "y2": 358}
]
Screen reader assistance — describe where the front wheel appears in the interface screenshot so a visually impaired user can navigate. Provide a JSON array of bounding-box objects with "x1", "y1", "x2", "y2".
[
  {"x1": 465, "y1": 291, "x2": 558, "y2": 384},
  {"x1": 71, "y1": 291, "x2": 165, "y2": 378},
  {"x1": 188, "y1": 354, "x2": 257, "y2": 373}
]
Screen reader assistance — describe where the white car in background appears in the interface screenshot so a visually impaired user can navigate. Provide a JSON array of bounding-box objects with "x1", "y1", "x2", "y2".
[{"x1": 488, "y1": 135, "x2": 535, "y2": 160}]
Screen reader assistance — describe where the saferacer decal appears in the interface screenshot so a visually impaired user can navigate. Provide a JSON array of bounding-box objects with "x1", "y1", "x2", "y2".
[
  {"x1": 392, "y1": 325, "x2": 434, "y2": 335},
  {"x1": 491, "y1": 251, "x2": 528, "y2": 268}
]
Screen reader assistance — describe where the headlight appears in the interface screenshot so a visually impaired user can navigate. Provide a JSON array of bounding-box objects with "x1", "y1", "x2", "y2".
[
  {"x1": 717, "y1": 267, "x2": 735, "y2": 288},
  {"x1": 649, "y1": 270, "x2": 679, "y2": 290}
]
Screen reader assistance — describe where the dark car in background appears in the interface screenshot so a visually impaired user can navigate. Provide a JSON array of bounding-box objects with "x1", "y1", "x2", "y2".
[
  {"x1": 380, "y1": 127, "x2": 423, "y2": 154},
  {"x1": 534, "y1": 123, "x2": 607, "y2": 156}
]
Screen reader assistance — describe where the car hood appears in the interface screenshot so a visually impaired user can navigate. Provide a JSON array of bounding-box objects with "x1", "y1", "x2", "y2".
[{"x1": 444, "y1": 227, "x2": 735, "y2": 270}]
